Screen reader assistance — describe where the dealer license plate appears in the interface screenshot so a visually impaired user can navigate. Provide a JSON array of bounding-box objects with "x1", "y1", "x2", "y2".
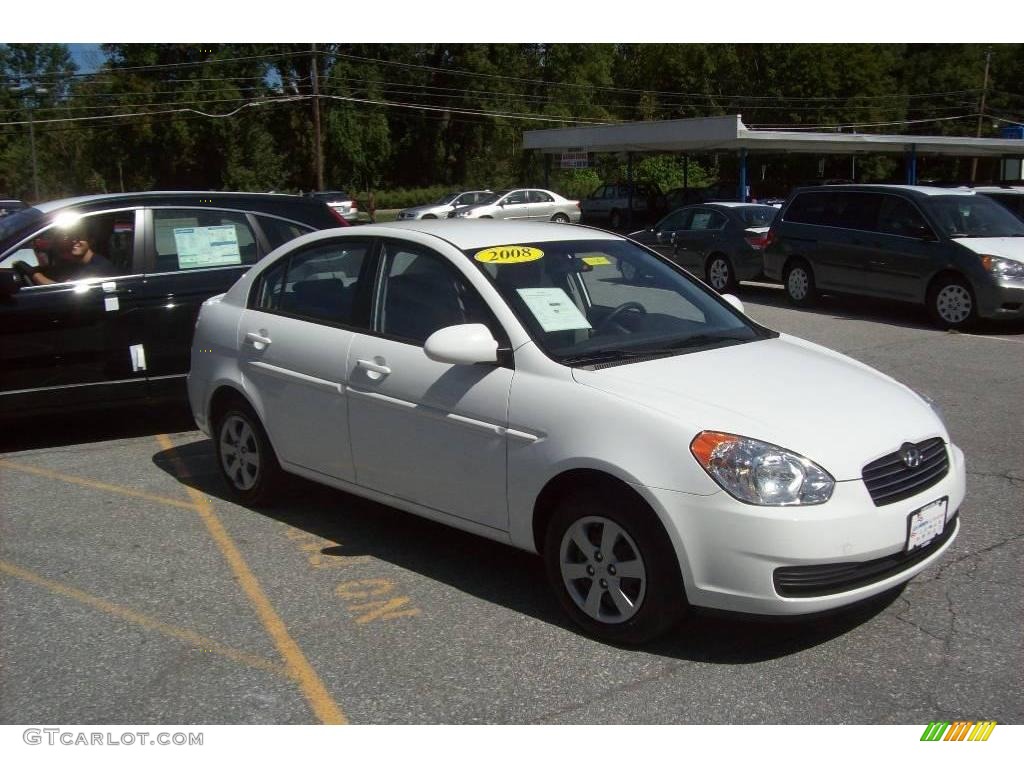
[{"x1": 907, "y1": 498, "x2": 947, "y2": 551}]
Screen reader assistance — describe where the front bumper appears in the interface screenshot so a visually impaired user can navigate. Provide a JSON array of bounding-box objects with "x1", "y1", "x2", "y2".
[
  {"x1": 976, "y1": 278, "x2": 1024, "y2": 320},
  {"x1": 643, "y1": 442, "x2": 966, "y2": 615}
]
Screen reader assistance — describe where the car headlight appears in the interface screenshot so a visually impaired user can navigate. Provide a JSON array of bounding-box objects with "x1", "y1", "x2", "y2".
[
  {"x1": 980, "y1": 254, "x2": 1024, "y2": 279},
  {"x1": 690, "y1": 431, "x2": 834, "y2": 505}
]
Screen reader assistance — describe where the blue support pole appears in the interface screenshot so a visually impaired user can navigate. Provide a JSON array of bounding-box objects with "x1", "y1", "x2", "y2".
[
  {"x1": 738, "y1": 147, "x2": 748, "y2": 202},
  {"x1": 906, "y1": 145, "x2": 917, "y2": 185}
]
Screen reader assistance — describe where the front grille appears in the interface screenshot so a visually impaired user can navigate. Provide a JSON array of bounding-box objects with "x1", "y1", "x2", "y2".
[
  {"x1": 862, "y1": 437, "x2": 948, "y2": 506},
  {"x1": 774, "y1": 513, "x2": 958, "y2": 598}
]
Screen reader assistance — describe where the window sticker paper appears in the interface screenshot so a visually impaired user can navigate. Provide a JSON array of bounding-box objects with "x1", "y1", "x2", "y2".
[
  {"x1": 516, "y1": 287, "x2": 592, "y2": 332},
  {"x1": 173, "y1": 225, "x2": 242, "y2": 269}
]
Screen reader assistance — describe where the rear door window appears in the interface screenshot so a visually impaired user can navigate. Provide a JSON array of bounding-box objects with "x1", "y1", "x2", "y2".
[
  {"x1": 876, "y1": 196, "x2": 933, "y2": 237},
  {"x1": 152, "y1": 209, "x2": 259, "y2": 272},
  {"x1": 256, "y1": 216, "x2": 313, "y2": 251}
]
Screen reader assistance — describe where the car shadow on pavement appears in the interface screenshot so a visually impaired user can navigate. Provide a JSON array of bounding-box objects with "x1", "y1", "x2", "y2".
[
  {"x1": 0, "y1": 402, "x2": 196, "y2": 453},
  {"x1": 153, "y1": 436, "x2": 901, "y2": 663},
  {"x1": 738, "y1": 283, "x2": 1024, "y2": 336}
]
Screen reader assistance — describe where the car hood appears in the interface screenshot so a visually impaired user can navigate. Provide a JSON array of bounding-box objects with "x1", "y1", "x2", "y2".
[
  {"x1": 952, "y1": 237, "x2": 1024, "y2": 263},
  {"x1": 571, "y1": 334, "x2": 945, "y2": 481}
]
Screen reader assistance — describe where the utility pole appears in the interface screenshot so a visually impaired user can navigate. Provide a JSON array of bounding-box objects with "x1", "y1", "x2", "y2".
[
  {"x1": 311, "y1": 44, "x2": 324, "y2": 192},
  {"x1": 10, "y1": 81, "x2": 44, "y2": 201},
  {"x1": 970, "y1": 47, "x2": 993, "y2": 183}
]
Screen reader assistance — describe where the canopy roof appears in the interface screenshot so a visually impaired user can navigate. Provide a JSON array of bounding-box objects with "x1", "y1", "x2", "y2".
[{"x1": 523, "y1": 115, "x2": 1024, "y2": 157}]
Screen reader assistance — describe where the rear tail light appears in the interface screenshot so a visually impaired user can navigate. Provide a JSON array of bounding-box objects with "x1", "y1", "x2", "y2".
[
  {"x1": 764, "y1": 229, "x2": 778, "y2": 249},
  {"x1": 745, "y1": 232, "x2": 769, "y2": 250},
  {"x1": 576, "y1": 201, "x2": 581, "y2": 210},
  {"x1": 350, "y1": 203, "x2": 358, "y2": 212},
  {"x1": 327, "y1": 206, "x2": 351, "y2": 227}
]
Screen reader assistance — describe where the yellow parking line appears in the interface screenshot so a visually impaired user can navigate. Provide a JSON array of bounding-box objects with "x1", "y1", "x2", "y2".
[
  {"x1": 0, "y1": 459, "x2": 197, "y2": 512},
  {"x1": 0, "y1": 559, "x2": 289, "y2": 679},
  {"x1": 156, "y1": 434, "x2": 348, "y2": 725}
]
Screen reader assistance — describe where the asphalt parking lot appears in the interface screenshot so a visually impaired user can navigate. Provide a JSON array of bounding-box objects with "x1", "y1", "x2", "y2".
[{"x1": 1, "y1": 285, "x2": 1021, "y2": 725}]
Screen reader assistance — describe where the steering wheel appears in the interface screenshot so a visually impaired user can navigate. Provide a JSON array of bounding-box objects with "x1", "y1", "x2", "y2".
[
  {"x1": 11, "y1": 260, "x2": 38, "y2": 287},
  {"x1": 595, "y1": 301, "x2": 647, "y2": 334}
]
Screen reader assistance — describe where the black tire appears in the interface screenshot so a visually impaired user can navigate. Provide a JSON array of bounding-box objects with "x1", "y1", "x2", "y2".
[
  {"x1": 609, "y1": 209, "x2": 622, "y2": 229},
  {"x1": 422, "y1": 214, "x2": 437, "y2": 220},
  {"x1": 214, "y1": 398, "x2": 283, "y2": 506},
  {"x1": 480, "y1": 215, "x2": 493, "y2": 219},
  {"x1": 551, "y1": 213, "x2": 570, "y2": 223},
  {"x1": 927, "y1": 274, "x2": 977, "y2": 330},
  {"x1": 705, "y1": 253, "x2": 738, "y2": 294},
  {"x1": 543, "y1": 487, "x2": 686, "y2": 645},
  {"x1": 783, "y1": 258, "x2": 818, "y2": 306}
]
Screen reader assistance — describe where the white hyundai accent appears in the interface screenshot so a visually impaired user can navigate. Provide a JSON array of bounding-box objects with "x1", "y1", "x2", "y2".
[{"x1": 187, "y1": 220, "x2": 964, "y2": 644}]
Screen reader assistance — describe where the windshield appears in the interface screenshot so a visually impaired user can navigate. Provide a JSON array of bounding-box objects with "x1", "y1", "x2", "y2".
[
  {"x1": 737, "y1": 205, "x2": 778, "y2": 227},
  {"x1": 432, "y1": 192, "x2": 460, "y2": 205},
  {"x1": 467, "y1": 239, "x2": 772, "y2": 365},
  {"x1": 0, "y1": 207, "x2": 44, "y2": 244},
  {"x1": 925, "y1": 195, "x2": 1024, "y2": 238}
]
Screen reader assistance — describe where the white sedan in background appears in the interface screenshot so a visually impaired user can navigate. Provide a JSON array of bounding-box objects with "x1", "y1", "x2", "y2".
[
  {"x1": 188, "y1": 220, "x2": 963, "y2": 644},
  {"x1": 449, "y1": 188, "x2": 581, "y2": 223}
]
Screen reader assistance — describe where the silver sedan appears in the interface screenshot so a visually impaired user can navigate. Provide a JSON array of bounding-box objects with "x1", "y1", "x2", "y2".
[
  {"x1": 397, "y1": 190, "x2": 493, "y2": 220},
  {"x1": 449, "y1": 188, "x2": 581, "y2": 223}
]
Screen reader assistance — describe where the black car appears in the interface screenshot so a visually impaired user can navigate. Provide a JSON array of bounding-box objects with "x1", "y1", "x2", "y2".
[
  {"x1": 0, "y1": 191, "x2": 342, "y2": 417},
  {"x1": 0, "y1": 199, "x2": 26, "y2": 217}
]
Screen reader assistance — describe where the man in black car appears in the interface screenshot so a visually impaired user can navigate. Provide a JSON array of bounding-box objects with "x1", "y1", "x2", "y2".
[{"x1": 15, "y1": 221, "x2": 117, "y2": 285}]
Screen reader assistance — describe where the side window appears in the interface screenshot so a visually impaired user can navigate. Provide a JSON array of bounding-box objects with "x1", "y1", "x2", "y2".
[
  {"x1": 657, "y1": 209, "x2": 692, "y2": 232},
  {"x1": 257, "y1": 216, "x2": 312, "y2": 251},
  {"x1": 504, "y1": 191, "x2": 528, "y2": 206},
  {"x1": 378, "y1": 243, "x2": 499, "y2": 345},
  {"x1": 876, "y1": 196, "x2": 932, "y2": 237},
  {"x1": 604, "y1": 186, "x2": 619, "y2": 200},
  {"x1": 784, "y1": 192, "x2": 829, "y2": 225},
  {"x1": 834, "y1": 193, "x2": 882, "y2": 231},
  {"x1": 253, "y1": 241, "x2": 370, "y2": 325},
  {"x1": 0, "y1": 210, "x2": 134, "y2": 282},
  {"x1": 152, "y1": 209, "x2": 258, "y2": 273},
  {"x1": 528, "y1": 191, "x2": 553, "y2": 203}
]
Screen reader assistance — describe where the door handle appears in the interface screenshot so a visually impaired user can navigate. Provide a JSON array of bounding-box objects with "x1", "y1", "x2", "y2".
[
  {"x1": 356, "y1": 358, "x2": 391, "y2": 379},
  {"x1": 245, "y1": 331, "x2": 272, "y2": 350}
]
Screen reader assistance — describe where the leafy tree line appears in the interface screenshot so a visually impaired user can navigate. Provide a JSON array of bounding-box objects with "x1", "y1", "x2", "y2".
[{"x1": 1, "y1": 43, "x2": 1022, "y2": 205}]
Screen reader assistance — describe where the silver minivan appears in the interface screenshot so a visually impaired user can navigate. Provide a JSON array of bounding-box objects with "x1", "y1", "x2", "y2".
[{"x1": 763, "y1": 185, "x2": 1024, "y2": 329}]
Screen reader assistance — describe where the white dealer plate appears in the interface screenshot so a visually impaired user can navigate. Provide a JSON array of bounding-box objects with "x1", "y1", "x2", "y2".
[{"x1": 907, "y1": 498, "x2": 947, "y2": 551}]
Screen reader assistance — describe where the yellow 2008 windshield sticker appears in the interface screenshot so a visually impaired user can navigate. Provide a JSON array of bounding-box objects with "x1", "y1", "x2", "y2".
[
  {"x1": 581, "y1": 255, "x2": 611, "y2": 266},
  {"x1": 474, "y1": 246, "x2": 544, "y2": 264}
]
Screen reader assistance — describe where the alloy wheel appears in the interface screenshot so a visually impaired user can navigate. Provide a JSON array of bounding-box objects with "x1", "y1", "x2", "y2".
[
  {"x1": 559, "y1": 515, "x2": 647, "y2": 624},
  {"x1": 708, "y1": 258, "x2": 730, "y2": 291},
  {"x1": 220, "y1": 415, "x2": 260, "y2": 491}
]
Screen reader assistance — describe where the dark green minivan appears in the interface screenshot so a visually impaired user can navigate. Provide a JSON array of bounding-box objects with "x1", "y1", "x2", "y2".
[{"x1": 763, "y1": 185, "x2": 1024, "y2": 329}]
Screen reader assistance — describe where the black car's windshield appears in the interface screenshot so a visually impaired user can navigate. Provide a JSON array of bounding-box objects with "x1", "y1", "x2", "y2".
[
  {"x1": 0, "y1": 207, "x2": 44, "y2": 243},
  {"x1": 737, "y1": 205, "x2": 778, "y2": 227},
  {"x1": 926, "y1": 195, "x2": 1024, "y2": 238},
  {"x1": 467, "y1": 239, "x2": 773, "y2": 365}
]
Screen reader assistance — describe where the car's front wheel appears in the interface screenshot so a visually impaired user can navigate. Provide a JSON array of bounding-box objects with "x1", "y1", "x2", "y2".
[
  {"x1": 927, "y1": 274, "x2": 977, "y2": 330},
  {"x1": 706, "y1": 254, "x2": 737, "y2": 293},
  {"x1": 543, "y1": 488, "x2": 686, "y2": 644},
  {"x1": 215, "y1": 400, "x2": 283, "y2": 506},
  {"x1": 551, "y1": 213, "x2": 570, "y2": 223}
]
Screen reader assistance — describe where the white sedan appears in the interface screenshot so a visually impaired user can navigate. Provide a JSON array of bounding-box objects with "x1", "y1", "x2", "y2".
[{"x1": 188, "y1": 220, "x2": 964, "y2": 644}]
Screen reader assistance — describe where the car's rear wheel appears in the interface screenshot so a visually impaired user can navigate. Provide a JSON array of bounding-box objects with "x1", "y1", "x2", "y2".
[
  {"x1": 215, "y1": 400, "x2": 282, "y2": 506},
  {"x1": 423, "y1": 214, "x2": 437, "y2": 219},
  {"x1": 927, "y1": 274, "x2": 976, "y2": 330},
  {"x1": 784, "y1": 258, "x2": 818, "y2": 306},
  {"x1": 706, "y1": 254, "x2": 737, "y2": 293},
  {"x1": 551, "y1": 213, "x2": 570, "y2": 223},
  {"x1": 543, "y1": 488, "x2": 686, "y2": 644}
]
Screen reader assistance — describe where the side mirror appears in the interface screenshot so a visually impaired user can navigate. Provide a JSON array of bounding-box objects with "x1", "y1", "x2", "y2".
[
  {"x1": 0, "y1": 269, "x2": 20, "y2": 296},
  {"x1": 424, "y1": 323, "x2": 498, "y2": 365},
  {"x1": 722, "y1": 294, "x2": 744, "y2": 314}
]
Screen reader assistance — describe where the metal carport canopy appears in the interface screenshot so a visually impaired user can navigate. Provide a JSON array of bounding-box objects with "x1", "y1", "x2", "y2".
[{"x1": 522, "y1": 115, "x2": 1024, "y2": 157}]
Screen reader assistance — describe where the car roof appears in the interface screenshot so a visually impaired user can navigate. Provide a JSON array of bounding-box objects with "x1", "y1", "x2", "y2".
[
  {"x1": 964, "y1": 185, "x2": 1024, "y2": 195},
  {"x1": 803, "y1": 184, "x2": 978, "y2": 197},
  {"x1": 343, "y1": 220, "x2": 621, "y2": 250},
  {"x1": 31, "y1": 190, "x2": 313, "y2": 214},
  {"x1": 700, "y1": 202, "x2": 774, "y2": 209}
]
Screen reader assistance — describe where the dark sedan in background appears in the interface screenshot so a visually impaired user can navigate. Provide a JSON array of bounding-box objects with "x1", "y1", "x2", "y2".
[
  {"x1": 0, "y1": 191, "x2": 341, "y2": 417},
  {"x1": 627, "y1": 202, "x2": 777, "y2": 292}
]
